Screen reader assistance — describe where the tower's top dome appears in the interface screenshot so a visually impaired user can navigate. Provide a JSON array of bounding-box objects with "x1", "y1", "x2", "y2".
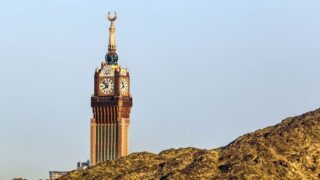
[{"x1": 105, "y1": 52, "x2": 118, "y2": 65}]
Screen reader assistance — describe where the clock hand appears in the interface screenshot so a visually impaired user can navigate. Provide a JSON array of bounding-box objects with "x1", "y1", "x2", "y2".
[
  {"x1": 103, "y1": 81, "x2": 108, "y2": 88},
  {"x1": 101, "y1": 82, "x2": 108, "y2": 90}
]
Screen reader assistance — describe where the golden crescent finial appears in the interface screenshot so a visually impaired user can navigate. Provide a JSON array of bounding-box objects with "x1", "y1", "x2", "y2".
[{"x1": 107, "y1": 11, "x2": 117, "y2": 21}]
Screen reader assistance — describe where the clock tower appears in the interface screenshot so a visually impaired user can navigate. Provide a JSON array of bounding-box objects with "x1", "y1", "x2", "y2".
[{"x1": 90, "y1": 12, "x2": 133, "y2": 165}]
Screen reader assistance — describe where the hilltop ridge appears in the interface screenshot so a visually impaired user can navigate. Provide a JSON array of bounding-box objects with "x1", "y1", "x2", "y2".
[{"x1": 60, "y1": 108, "x2": 320, "y2": 179}]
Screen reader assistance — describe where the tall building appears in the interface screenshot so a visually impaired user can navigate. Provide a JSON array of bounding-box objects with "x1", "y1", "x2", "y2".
[{"x1": 90, "y1": 12, "x2": 133, "y2": 166}]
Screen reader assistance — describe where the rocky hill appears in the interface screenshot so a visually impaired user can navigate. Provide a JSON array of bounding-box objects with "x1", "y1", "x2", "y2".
[{"x1": 59, "y1": 108, "x2": 320, "y2": 179}]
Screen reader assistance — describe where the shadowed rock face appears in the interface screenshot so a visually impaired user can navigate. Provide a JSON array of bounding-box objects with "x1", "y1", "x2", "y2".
[{"x1": 59, "y1": 108, "x2": 320, "y2": 179}]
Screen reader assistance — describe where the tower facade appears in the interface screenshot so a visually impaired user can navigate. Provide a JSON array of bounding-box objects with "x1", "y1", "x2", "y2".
[{"x1": 90, "y1": 12, "x2": 133, "y2": 166}]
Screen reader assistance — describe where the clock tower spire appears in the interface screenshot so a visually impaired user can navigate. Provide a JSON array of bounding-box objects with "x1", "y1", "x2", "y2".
[
  {"x1": 105, "y1": 11, "x2": 118, "y2": 65},
  {"x1": 90, "y1": 12, "x2": 133, "y2": 166}
]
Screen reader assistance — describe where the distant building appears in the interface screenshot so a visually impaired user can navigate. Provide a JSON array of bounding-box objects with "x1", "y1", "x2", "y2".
[
  {"x1": 77, "y1": 160, "x2": 90, "y2": 170},
  {"x1": 49, "y1": 171, "x2": 68, "y2": 180},
  {"x1": 49, "y1": 160, "x2": 90, "y2": 179}
]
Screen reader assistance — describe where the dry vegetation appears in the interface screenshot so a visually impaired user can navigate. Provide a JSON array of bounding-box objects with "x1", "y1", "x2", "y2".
[{"x1": 60, "y1": 108, "x2": 320, "y2": 179}]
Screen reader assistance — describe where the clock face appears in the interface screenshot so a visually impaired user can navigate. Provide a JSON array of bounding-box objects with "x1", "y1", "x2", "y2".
[
  {"x1": 99, "y1": 78, "x2": 114, "y2": 95},
  {"x1": 120, "y1": 78, "x2": 129, "y2": 95}
]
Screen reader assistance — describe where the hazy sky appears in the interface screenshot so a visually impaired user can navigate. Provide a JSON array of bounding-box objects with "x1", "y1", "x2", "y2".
[{"x1": 1, "y1": 0, "x2": 320, "y2": 179}]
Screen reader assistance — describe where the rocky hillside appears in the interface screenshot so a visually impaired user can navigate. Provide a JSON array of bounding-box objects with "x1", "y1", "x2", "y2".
[{"x1": 60, "y1": 109, "x2": 320, "y2": 179}]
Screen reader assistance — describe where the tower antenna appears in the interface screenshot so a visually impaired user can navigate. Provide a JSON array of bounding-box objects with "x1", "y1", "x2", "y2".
[{"x1": 105, "y1": 11, "x2": 118, "y2": 65}]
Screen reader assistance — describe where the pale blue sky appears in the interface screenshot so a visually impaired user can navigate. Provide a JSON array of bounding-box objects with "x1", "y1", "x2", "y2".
[{"x1": 1, "y1": 0, "x2": 320, "y2": 179}]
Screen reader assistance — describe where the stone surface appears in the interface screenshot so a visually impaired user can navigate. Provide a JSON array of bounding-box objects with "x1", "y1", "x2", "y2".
[{"x1": 59, "y1": 108, "x2": 320, "y2": 179}]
